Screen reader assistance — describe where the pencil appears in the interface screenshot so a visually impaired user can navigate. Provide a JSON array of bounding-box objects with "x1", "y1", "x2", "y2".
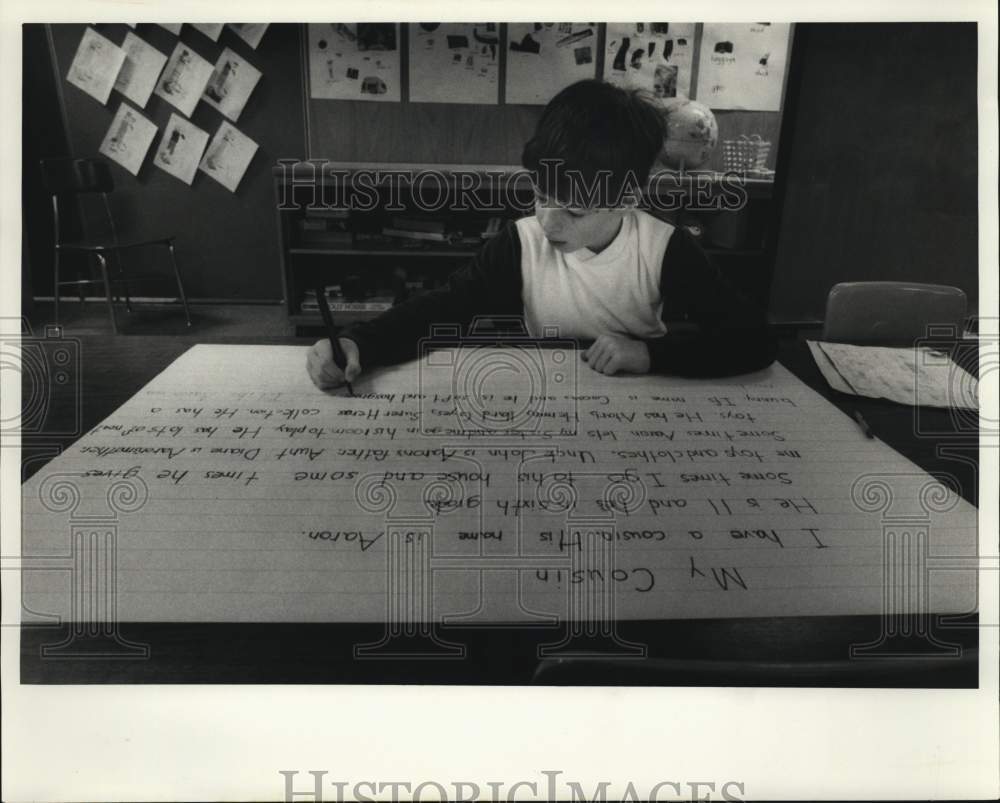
[
  {"x1": 852, "y1": 410, "x2": 873, "y2": 439},
  {"x1": 315, "y1": 286, "x2": 355, "y2": 397}
]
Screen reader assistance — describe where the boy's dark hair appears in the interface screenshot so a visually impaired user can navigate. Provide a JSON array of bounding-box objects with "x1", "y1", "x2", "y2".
[{"x1": 521, "y1": 79, "x2": 665, "y2": 208}]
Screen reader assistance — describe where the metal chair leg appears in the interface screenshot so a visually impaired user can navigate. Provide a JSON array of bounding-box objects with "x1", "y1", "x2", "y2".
[
  {"x1": 115, "y1": 249, "x2": 132, "y2": 312},
  {"x1": 167, "y1": 243, "x2": 192, "y2": 327},
  {"x1": 52, "y1": 246, "x2": 60, "y2": 325},
  {"x1": 95, "y1": 253, "x2": 119, "y2": 334},
  {"x1": 80, "y1": 255, "x2": 90, "y2": 304}
]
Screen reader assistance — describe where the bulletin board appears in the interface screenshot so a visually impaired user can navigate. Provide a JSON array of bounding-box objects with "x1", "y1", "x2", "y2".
[
  {"x1": 44, "y1": 22, "x2": 306, "y2": 301},
  {"x1": 303, "y1": 23, "x2": 791, "y2": 171}
]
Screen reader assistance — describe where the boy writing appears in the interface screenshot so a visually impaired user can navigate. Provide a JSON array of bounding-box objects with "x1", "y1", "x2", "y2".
[{"x1": 307, "y1": 80, "x2": 775, "y2": 389}]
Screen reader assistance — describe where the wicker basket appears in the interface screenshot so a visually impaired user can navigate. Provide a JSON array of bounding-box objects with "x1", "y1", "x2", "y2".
[{"x1": 721, "y1": 134, "x2": 772, "y2": 175}]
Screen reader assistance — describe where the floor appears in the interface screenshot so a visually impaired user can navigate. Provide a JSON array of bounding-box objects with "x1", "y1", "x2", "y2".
[{"x1": 25, "y1": 300, "x2": 295, "y2": 338}]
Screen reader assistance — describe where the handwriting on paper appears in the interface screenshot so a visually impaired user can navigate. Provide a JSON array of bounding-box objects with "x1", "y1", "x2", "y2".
[{"x1": 22, "y1": 345, "x2": 977, "y2": 623}]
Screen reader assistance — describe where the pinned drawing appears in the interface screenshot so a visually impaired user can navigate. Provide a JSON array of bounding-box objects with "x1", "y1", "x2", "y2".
[
  {"x1": 202, "y1": 47, "x2": 262, "y2": 121},
  {"x1": 307, "y1": 23, "x2": 401, "y2": 101},
  {"x1": 191, "y1": 23, "x2": 224, "y2": 42},
  {"x1": 114, "y1": 32, "x2": 168, "y2": 108},
  {"x1": 505, "y1": 22, "x2": 597, "y2": 105},
  {"x1": 66, "y1": 27, "x2": 126, "y2": 105},
  {"x1": 228, "y1": 23, "x2": 269, "y2": 49},
  {"x1": 155, "y1": 42, "x2": 214, "y2": 117},
  {"x1": 408, "y1": 23, "x2": 499, "y2": 104},
  {"x1": 199, "y1": 121, "x2": 258, "y2": 192},
  {"x1": 154, "y1": 114, "x2": 210, "y2": 185},
  {"x1": 696, "y1": 23, "x2": 791, "y2": 111},
  {"x1": 98, "y1": 102, "x2": 158, "y2": 176},
  {"x1": 604, "y1": 22, "x2": 695, "y2": 99}
]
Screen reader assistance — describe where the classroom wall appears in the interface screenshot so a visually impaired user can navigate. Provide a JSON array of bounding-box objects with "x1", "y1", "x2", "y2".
[
  {"x1": 22, "y1": 24, "x2": 73, "y2": 311},
  {"x1": 30, "y1": 23, "x2": 785, "y2": 303},
  {"x1": 32, "y1": 23, "x2": 977, "y2": 316},
  {"x1": 309, "y1": 101, "x2": 780, "y2": 171},
  {"x1": 770, "y1": 23, "x2": 979, "y2": 323},
  {"x1": 38, "y1": 23, "x2": 305, "y2": 301},
  {"x1": 306, "y1": 24, "x2": 784, "y2": 170}
]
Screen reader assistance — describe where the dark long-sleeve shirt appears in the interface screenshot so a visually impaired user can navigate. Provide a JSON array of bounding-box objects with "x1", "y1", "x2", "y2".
[{"x1": 342, "y1": 213, "x2": 776, "y2": 378}]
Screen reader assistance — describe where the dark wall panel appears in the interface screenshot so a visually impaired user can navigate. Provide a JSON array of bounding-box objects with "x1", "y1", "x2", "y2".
[
  {"x1": 23, "y1": 24, "x2": 73, "y2": 300},
  {"x1": 771, "y1": 23, "x2": 978, "y2": 323}
]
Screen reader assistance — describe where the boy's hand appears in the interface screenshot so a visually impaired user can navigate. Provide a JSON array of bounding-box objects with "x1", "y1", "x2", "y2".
[
  {"x1": 307, "y1": 338, "x2": 361, "y2": 391},
  {"x1": 582, "y1": 335, "x2": 651, "y2": 376}
]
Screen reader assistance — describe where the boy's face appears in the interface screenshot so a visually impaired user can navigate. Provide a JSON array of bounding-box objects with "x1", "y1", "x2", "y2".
[{"x1": 533, "y1": 187, "x2": 628, "y2": 254}]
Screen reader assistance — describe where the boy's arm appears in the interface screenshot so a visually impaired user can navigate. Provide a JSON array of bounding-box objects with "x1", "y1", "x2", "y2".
[
  {"x1": 340, "y1": 221, "x2": 524, "y2": 368},
  {"x1": 645, "y1": 226, "x2": 777, "y2": 377}
]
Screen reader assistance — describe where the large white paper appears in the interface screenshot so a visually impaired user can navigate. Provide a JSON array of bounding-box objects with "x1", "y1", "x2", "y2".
[
  {"x1": 202, "y1": 47, "x2": 262, "y2": 121},
  {"x1": 154, "y1": 113, "x2": 210, "y2": 185},
  {"x1": 98, "y1": 102, "x2": 157, "y2": 176},
  {"x1": 22, "y1": 346, "x2": 977, "y2": 625},
  {"x1": 604, "y1": 22, "x2": 695, "y2": 99},
  {"x1": 408, "y1": 23, "x2": 499, "y2": 104},
  {"x1": 66, "y1": 27, "x2": 127, "y2": 105},
  {"x1": 154, "y1": 41, "x2": 214, "y2": 117},
  {"x1": 114, "y1": 32, "x2": 168, "y2": 108},
  {"x1": 198, "y1": 121, "x2": 257, "y2": 192},
  {"x1": 808, "y1": 341, "x2": 979, "y2": 410},
  {"x1": 696, "y1": 22, "x2": 791, "y2": 111},
  {"x1": 308, "y1": 23, "x2": 401, "y2": 101},
  {"x1": 506, "y1": 22, "x2": 597, "y2": 105}
]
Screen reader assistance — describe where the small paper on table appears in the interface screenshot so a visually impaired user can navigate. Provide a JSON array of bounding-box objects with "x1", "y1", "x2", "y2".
[{"x1": 807, "y1": 340, "x2": 978, "y2": 410}]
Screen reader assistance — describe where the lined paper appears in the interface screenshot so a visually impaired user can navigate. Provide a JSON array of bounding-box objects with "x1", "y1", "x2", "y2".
[
  {"x1": 21, "y1": 345, "x2": 977, "y2": 623},
  {"x1": 808, "y1": 340, "x2": 979, "y2": 409}
]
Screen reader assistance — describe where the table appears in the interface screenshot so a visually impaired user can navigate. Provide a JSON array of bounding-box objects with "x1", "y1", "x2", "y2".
[{"x1": 18, "y1": 335, "x2": 980, "y2": 685}]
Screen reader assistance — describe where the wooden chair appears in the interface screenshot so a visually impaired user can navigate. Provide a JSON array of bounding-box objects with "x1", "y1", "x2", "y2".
[
  {"x1": 821, "y1": 282, "x2": 967, "y2": 345},
  {"x1": 39, "y1": 157, "x2": 192, "y2": 334}
]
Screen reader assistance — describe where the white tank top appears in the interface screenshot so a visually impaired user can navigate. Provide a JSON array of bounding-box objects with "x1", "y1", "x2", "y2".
[{"x1": 517, "y1": 210, "x2": 673, "y2": 341}]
